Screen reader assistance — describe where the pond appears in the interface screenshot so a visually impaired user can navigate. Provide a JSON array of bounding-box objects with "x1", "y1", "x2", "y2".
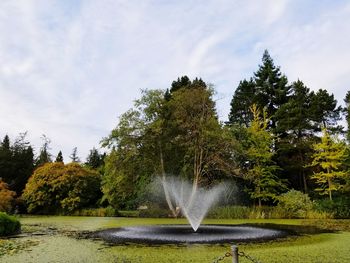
[{"x1": 1, "y1": 216, "x2": 349, "y2": 263}]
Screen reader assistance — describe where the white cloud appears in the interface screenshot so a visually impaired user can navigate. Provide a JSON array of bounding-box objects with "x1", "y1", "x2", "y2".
[{"x1": 0, "y1": 0, "x2": 348, "y2": 160}]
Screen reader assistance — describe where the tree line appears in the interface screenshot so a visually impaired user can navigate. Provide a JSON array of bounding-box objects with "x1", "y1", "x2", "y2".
[{"x1": 1, "y1": 50, "x2": 349, "y2": 215}]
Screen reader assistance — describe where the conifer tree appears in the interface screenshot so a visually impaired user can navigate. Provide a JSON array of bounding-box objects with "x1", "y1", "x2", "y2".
[
  {"x1": 344, "y1": 91, "x2": 350, "y2": 142},
  {"x1": 70, "y1": 147, "x2": 80, "y2": 163},
  {"x1": 274, "y1": 80, "x2": 315, "y2": 192},
  {"x1": 85, "y1": 148, "x2": 103, "y2": 169},
  {"x1": 228, "y1": 50, "x2": 290, "y2": 129},
  {"x1": 228, "y1": 79, "x2": 256, "y2": 126},
  {"x1": 35, "y1": 135, "x2": 52, "y2": 167},
  {"x1": 55, "y1": 151, "x2": 64, "y2": 162},
  {"x1": 310, "y1": 128, "x2": 346, "y2": 200},
  {"x1": 244, "y1": 105, "x2": 286, "y2": 207}
]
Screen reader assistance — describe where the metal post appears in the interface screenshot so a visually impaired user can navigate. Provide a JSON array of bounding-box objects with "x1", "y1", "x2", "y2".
[{"x1": 231, "y1": 245, "x2": 239, "y2": 263}]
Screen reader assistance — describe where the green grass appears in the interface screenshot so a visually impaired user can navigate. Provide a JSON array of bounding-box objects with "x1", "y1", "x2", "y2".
[{"x1": 0, "y1": 216, "x2": 349, "y2": 262}]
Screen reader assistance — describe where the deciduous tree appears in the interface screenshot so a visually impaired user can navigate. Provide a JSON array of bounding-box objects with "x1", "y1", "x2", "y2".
[{"x1": 309, "y1": 128, "x2": 346, "y2": 200}]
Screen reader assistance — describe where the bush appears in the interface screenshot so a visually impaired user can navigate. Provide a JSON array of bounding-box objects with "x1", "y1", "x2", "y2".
[
  {"x1": 0, "y1": 212, "x2": 20, "y2": 236},
  {"x1": 22, "y1": 162, "x2": 102, "y2": 214},
  {"x1": 207, "y1": 204, "x2": 331, "y2": 219},
  {"x1": 0, "y1": 179, "x2": 16, "y2": 213},
  {"x1": 276, "y1": 190, "x2": 313, "y2": 218},
  {"x1": 315, "y1": 197, "x2": 350, "y2": 218},
  {"x1": 139, "y1": 204, "x2": 169, "y2": 218},
  {"x1": 118, "y1": 210, "x2": 140, "y2": 217},
  {"x1": 72, "y1": 207, "x2": 118, "y2": 217},
  {"x1": 207, "y1": 206, "x2": 251, "y2": 219}
]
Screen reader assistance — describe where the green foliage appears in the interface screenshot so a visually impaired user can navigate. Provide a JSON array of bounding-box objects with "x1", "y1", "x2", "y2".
[
  {"x1": 207, "y1": 205, "x2": 330, "y2": 219},
  {"x1": 0, "y1": 212, "x2": 20, "y2": 236},
  {"x1": 55, "y1": 151, "x2": 64, "y2": 162},
  {"x1": 0, "y1": 179, "x2": 16, "y2": 213},
  {"x1": 85, "y1": 147, "x2": 104, "y2": 169},
  {"x1": 228, "y1": 79, "x2": 257, "y2": 126},
  {"x1": 345, "y1": 90, "x2": 350, "y2": 142},
  {"x1": 276, "y1": 190, "x2": 313, "y2": 218},
  {"x1": 69, "y1": 147, "x2": 80, "y2": 163},
  {"x1": 72, "y1": 207, "x2": 118, "y2": 217},
  {"x1": 138, "y1": 204, "x2": 169, "y2": 218},
  {"x1": 118, "y1": 210, "x2": 140, "y2": 217},
  {"x1": 35, "y1": 135, "x2": 52, "y2": 167},
  {"x1": 22, "y1": 162, "x2": 102, "y2": 214},
  {"x1": 207, "y1": 206, "x2": 252, "y2": 219},
  {"x1": 315, "y1": 197, "x2": 350, "y2": 218},
  {"x1": 103, "y1": 80, "x2": 236, "y2": 214},
  {"x1": 0, "y1": 133, "x2": 34, "y2": 196},
  {"x1": 228, "y1": 50, "x2": 290, "y2": 129},
  {"x1": 243, "y1": 105, "x2": 286, "y2": 206}
]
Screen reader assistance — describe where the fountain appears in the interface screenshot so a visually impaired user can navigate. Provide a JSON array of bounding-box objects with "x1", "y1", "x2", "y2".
[
  {"x1": 161, "y1": 177, "x2": 224, "y2": 231},
  {"x1": 92, "y1": 177, "x2": 291, "y2": 244}
]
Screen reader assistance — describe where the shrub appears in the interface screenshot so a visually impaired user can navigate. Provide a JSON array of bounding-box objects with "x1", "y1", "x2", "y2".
[
  {"x1": 139, "y1": 204, "x2": 168, "y2": 218},
  {"x1": 118, "y1": 210, "x2": 140, "y2": 217},
  {"x1": 22, "y1": 162, "x2": 102, "y2": 214},
  {"x1": 207, "y1": 206, "x2": 251, "y2": 219},
  {"x1": 72, "y1": 207, "x2": 118, "y2": 217},
  {"x1": 0, "y1": 179, "x2": 16, "y2": 213},
  {"x1": 0, "y1": 212, "x2": 20, "y2": 236},
  {"x1": 315, "y1": 197, "x2": 350, "y2": 218},
  {"x1": 276, "y1": 190, "x2": 313, "y2": 218}
]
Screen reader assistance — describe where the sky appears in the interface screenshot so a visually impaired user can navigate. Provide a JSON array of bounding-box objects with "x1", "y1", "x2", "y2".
[{"x1": 1, "y1": 0, "x2": 350, "y2": 161}]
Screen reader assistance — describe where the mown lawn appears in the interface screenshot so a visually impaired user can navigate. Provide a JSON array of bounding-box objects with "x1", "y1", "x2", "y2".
[{"x1": 0, "y1": 216, "x2": 349, "y2": 262}]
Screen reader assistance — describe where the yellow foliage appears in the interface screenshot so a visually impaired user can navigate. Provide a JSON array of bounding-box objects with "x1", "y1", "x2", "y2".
[{"x1": 22, "y1": 162, "x2": 101, "y2": 214}]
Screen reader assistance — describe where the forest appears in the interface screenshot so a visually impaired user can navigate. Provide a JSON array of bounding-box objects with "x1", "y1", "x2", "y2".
[{"x1": 1, "y1": 50, "x2": 349, "y2": 218}]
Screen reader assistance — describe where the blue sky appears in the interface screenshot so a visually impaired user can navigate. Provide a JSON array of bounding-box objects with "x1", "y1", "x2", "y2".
[{"x1": 1, "y1": 0, "x2": 349, "y2": 161}]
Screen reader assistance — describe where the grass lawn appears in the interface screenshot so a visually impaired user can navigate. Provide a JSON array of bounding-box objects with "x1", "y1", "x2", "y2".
[{"x1": 0, "y1": 216, "x2": 349, "y2": 262}]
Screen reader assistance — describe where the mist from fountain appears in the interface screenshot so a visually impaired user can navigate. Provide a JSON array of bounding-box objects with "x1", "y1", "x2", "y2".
[{"x1": 161, "y1": 177, "x2": 225, "y2": 231}]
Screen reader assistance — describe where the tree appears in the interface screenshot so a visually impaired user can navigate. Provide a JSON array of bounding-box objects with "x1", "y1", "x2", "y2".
[
  {"x1": 0, "y1": 178, "x2": 16, "y2": 212},
  {"x1": 35, "y1": 135, "x2": 52, "y2": 167},
  {"x1": 0, "y1": 135, "x2": 13, "y2": 185},
  {"x1": 228, "y1": 79, "x2": 257, "y2": 126},
  {"x1": 22, "y1": 162, "x2": 101, "y2": 213},
  {"x1": 228, "y1": 50, "x2": 291, "y2": 131},
  {"x1": 0, "y1": 133, "x2": 34, "y2": 195},
  {"x1": 85, "y1": 148, "x2": 103, "y2": 169},
  {"x1": 244, "y1": 105, "x2": 286, "y2": 207},
  {"x1": 55, "y1": 151, "x2": 64, "y2": 162},
  {"x1": 70, "y1": 147, "x2": 80, "y2": 163},
  {"x1": 274, "y1": 80, "x2": 316, "y2": 193},
  {"x1": 309, "y1": 128, "x2": 346, "y2": 200},
  {"x1": 344, "y1": 91, "x2": 350, "y2": 142},
  {"x1": 102, "y1": 79, "x2": 236, "y2": 214},
  {"x1": 309, "y1": 89, "x2": 342, "y2": 132}
]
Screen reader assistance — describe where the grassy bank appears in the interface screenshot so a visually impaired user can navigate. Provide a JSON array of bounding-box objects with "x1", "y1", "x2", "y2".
[{"x1": 0, "y1": 216, "x2": 349, "y2": 262}]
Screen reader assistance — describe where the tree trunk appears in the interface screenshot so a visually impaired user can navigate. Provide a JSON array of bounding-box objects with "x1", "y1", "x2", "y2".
[{"x1": 327, "y1": 176, "x2": 332, "y2": 201}]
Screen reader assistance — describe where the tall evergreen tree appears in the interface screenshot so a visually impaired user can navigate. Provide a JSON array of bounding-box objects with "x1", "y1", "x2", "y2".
[
  {"x1": 35, "y1": 135, "x2": 52, "y2": 167},
  {"x1": 85, "y1": 148, "x2": 103, "y2": 169},
  {"x1": 310, "y1": 89, "x2": 342, "y2": 132},
  {"x1": 70, "y1": 147, "x2": 80, "y2": 163},
  {"x1": 274, "y1": 80, "x2": 316, "y2": 192},
  {"x1": 1, "y1": 133, "x2": 35, "y2": 195},
  {"x1": 0, "y1": 135, "x2": 12, "y2": 184},
  {"x1": 253, "y1": 50, "x2": 290, "y2": 130},
  {"x1": 228, "y1": 50, "x2": 290, "y2": 130},
  {"x1": 55, "y1": 151, "x2": 64, "y2": 162},
  {"x1": 344, "y1": 91, "x2": 350, "y2": 142},
  {"x1": 228, "y1": 79, "x2": 257, "y2": 126}
]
